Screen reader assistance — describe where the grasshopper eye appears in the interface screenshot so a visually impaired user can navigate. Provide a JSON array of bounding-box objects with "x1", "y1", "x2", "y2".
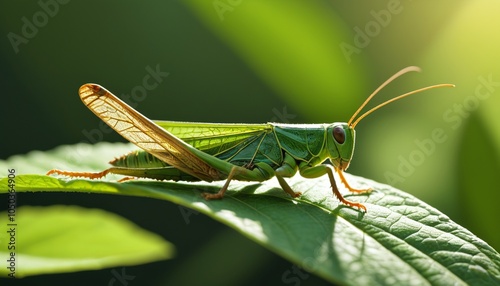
[{"x1": 333, "y1": 126, "x2": 345, "y2": 144}]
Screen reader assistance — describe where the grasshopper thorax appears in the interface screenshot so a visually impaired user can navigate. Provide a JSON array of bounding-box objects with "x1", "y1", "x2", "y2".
[{"x1": 326, "y1": 123, "x2": 355, "y2": 171}]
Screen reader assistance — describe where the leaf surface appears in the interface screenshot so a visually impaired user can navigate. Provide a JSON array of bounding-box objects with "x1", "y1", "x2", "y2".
[{"x1": 0, "y1": 143, "x2": 499, "y2": 285}]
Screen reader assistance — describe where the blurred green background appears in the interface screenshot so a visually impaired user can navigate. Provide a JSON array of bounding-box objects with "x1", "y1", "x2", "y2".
[{"x1": 1, "y1": 1, "x2": 499, "y2": 285}]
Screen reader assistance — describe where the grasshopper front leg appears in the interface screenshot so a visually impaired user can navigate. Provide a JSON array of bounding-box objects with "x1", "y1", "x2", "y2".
[
  {"x1": 336, "y1": 168, "x2": 372, "y2": 194},
  {"x1": 299, "y1": 164, "x2": 367, "y2": 211}
]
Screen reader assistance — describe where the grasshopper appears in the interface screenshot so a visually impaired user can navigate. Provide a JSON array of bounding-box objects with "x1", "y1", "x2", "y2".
[{"x1": 48, "y1": 66, "x2": 453, "y2": 211}]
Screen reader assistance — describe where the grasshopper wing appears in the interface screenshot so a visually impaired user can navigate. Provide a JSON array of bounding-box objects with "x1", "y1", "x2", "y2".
[
  {"x1": 154, "y1": 121, "x2": 272, "y2": 156},
  {"x1": 79, "y1": 84, "x2": 223, "y2": 181}
]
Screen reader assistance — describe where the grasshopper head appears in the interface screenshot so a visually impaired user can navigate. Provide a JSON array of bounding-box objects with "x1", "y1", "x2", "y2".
[{"x1": 326, "y1": 123, "x2": 355, "y2": 171}]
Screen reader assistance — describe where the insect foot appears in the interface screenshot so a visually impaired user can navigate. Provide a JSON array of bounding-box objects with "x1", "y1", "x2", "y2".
[
  {"x1": 201, "y1": 179, "x2": 230, "y2": 200},
  {"x1": 332, "y1": 191, "x2": 367, "y2": 212},
  {"x1": 201, "y1": 191, "x2": 225, "y2": 200}
]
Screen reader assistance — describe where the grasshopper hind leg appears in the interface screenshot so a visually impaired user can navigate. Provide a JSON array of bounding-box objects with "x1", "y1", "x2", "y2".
[{"x1": 46, "y1": 168, "x2": 110, "y2": 179}]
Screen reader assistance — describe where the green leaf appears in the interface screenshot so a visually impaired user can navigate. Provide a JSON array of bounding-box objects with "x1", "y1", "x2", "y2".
[
  {"x1": 0, "y1": 205, "x2": 174, "y2": 278},
  {"x1": 1, "y1": 143, "x2": 499, "y2": 285},
  {"x1": 458, "y1": 114, "x2": 500, "y2": 251}
]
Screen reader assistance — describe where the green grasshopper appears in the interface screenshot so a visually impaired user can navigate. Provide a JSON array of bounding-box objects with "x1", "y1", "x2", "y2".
[{"x1": 47, "y1": 66, "x2": 453, "y2": 211}]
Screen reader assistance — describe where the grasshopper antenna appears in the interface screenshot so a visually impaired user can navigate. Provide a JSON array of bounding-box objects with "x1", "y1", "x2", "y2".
[{"x1": 347, "y1": 66, "x2": 455, "y2": 129}]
